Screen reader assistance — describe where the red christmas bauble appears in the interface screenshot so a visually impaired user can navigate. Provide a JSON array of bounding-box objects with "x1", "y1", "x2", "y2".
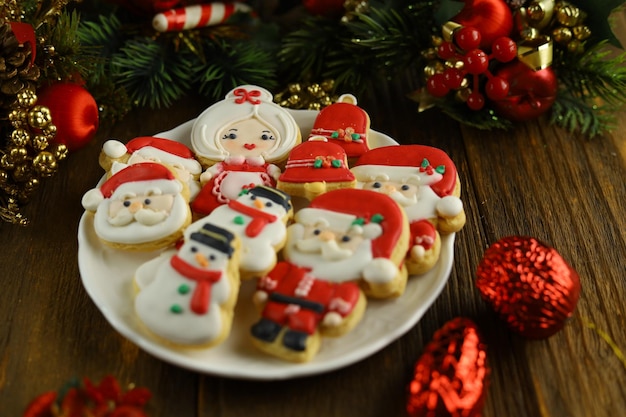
[
  {"x1": 490, "y1": 61, "x2": 557, "y2": 122},
  {"x1": 476, "y1": 236, "x2": 581, "y2": 339},
  {"x1": 302, "y1": 0, "x2": 345, "y2": 17},
  {"x1": 452, "y1": 0, "x2": 514, "y2": 50},
  {"x1": 407, "y1": 318, "x2": 489, "y2": 417},
  {"x1": 37, "y1": 83, "x2": 100, "y2": 152}
]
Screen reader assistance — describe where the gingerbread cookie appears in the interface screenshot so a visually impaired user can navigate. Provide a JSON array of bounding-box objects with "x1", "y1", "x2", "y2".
[
  {"x1": 134, "y1": 223, "x2": 241, "y2": 348},
  {"x1": 190, "y1": 85, "x2": 301, "y2": 216},
  {"x1": 81, "y1": 162, "x2": 192, "y2": 251},
  {"x1": 351, "y1": 144, "x2": 466, "y2": 275},
  {"x1": 185, "y1": 185, "x2": 293, "y2": 280}
]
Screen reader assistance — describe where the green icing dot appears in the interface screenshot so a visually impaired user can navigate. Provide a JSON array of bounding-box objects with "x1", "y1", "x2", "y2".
[
  {"x1": 233, "y1": 215, "x2": 245, "y2": 225},
  {"x1": 178, "y1": 284, "x2": 190, "y2": 294},
  {"x1": 313, "y1": 159, "x2": 323, "y2": 168},
  {"x1": 331, "y1": 131, "x2": 339, "y2": 139},
  {"x1": 351, "y1": 133, "x2": 360, "y2": 141},
  {"x1": 170, "y1": 304, "x2": 183, "y2": 314},
  {"x1": 331, "y1": 159, "x2": 342, "y2": 168},
  {"x1": 371, "y1": 213, "x2": 384, "y2": 223}
]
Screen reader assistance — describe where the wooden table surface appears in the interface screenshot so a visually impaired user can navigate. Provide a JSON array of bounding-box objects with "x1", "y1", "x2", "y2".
[{"x1": 1, "y1": 82, "x2": 625, "y2": 417}]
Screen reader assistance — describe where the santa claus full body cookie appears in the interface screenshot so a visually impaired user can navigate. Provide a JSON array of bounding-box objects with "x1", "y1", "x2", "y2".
[
  {"x1": 190, "y1": 85, "x2": 301, "y2": 216},
  {"x1": 134, "y1": 223, "x2": 241, "y2": 348},
  {"x1": 250, "y1": 188, "x2": 410, "y2": 362},
  {"x1": 81, "y1": 162, "x2": 192, "y2": 251},
  {"x1": 351, "y1": 145, "x2": 466, "y2": 275}
]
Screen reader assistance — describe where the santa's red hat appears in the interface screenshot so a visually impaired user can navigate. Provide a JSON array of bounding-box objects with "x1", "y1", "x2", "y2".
[
  {"x1": 82, "y1": 162, "x2": 181, "y2": 211},
  {"x1": 279, "y1": 138, "x2": 354, "y2": 184},
  {"x1": 352, "y1": 145, "x2": 458, "y2": 197},
  {"x1": 308, "y1": 94, "x2": 370, "y2": 159}
]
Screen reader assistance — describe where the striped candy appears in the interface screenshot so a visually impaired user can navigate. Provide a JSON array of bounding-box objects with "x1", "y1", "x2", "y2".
[{"x1": 152, "y1": 2, "x2": 252, "y2": 32}]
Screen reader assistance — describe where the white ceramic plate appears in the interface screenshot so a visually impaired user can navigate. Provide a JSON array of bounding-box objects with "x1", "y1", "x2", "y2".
[{"x1": 77, "y1": 110, "x2": 455, "y2": 380}]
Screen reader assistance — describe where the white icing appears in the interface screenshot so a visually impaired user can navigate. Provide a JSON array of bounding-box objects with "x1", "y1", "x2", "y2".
[
  {"x1": 213, "y1": 170, "x2": 273, "y2": 203},
  {"x1": 351, "y1": 165, "x2": 443, "y2": 186},
  {"x1": 134, "y1": 240, "x2": 233, "y2": 346},
  {"x1": 362, "y1": 258, "x2": 398, "y2": 284},
  {"x1": 91, "y1": 179, "x2": 189, "y2": 245},
  {"x1": 129, "y1": 146, "x2": 202, "y2": 175},
  {"x1": 283, "y1": 223, "x2": 377, "y2": 283},
  {"x1": 436, "y1": 195, "x2": 464, "y2": 218},
  {"x1": 103, "y1": 139, "x2": 128, "y2": 159},
  {"x1": 185, "y1": 192, "x2": 290, "y2": 276},
  {"x1": 191, "y1": 85, "x2": 300, "y2": 163},
  {"x1": 81, "y1": 188, "x2": 104, "y2": 212}
]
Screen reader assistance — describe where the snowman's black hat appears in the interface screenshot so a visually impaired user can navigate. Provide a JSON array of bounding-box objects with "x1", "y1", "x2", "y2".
[{"x1": 190, "y1": 223, "x2": 236, "y2": 257}]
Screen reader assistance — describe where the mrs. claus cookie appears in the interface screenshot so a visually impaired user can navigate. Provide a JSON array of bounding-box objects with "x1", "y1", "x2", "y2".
[
  {"x1": 134, "y1": 222, "x2": 241, "y2": 348},
  {"x1": 185, "y1": 185, "x2": 293, "y2": 280},
  {"x1": 81, "y1": 162, "x2": 192, "y2": 251},
  {"x1": 351, "y1": 145, "x2": 466, "y2": 275},
  {"x1": 190, "y1": 85, "x2": 301, "y2": 216}
]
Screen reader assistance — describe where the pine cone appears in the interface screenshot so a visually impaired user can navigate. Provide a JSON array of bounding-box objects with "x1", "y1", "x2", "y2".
[{"x1": 0, "y1": 23, "x2": 40, "y2": 109}]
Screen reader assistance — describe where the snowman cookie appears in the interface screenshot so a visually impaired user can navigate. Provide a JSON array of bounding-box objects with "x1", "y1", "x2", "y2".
[
  {"x1": 190, "y1": 85, "x2": 301, "y2": 216},
  {"x1": 351, "y1": 144, "x2": 466, "y2": 275},
  {"x1": 81, "y1": 162, "x2": 192, "y2": 251},
  {"x1": 134, "y1": 222, "x2": 241, "y2": 348},
  {"x1": 185, "y1": 185, "x2": 293, "y2": 280}
]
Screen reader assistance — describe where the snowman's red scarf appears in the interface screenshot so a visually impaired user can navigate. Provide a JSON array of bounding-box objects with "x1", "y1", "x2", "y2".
[
  {"x1": 170, "y1": 255, "x2": 222, "y2": 315},
  {"x1": 227, "y1": 200, "x2": 277, "y2": 237}
]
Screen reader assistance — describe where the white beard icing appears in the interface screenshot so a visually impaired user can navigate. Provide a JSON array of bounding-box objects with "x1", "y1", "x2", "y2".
[
  {"x1": 403, "y1": 186, "x2": 441, "y2": 222},
  {"x1": 134, "y1": 259, "x2": 230, "y2": 345},
  {"x1": 284, "y1": 224, "x2": 375, "y2": 282},
  {"x1": 94, "y1": 193, "x2": 188, "y2": 244}
]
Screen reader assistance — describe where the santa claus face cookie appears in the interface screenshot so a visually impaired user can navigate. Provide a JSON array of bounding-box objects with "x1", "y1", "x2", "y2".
[
  {"x1": 283, "y1": 188, "x2": 410, "y2": 299},
  {"x1": 81, "y1": 162, "x2": 192, "y2": 251},
  {"x1": 185, "y1": 185, "x2": 293, "y2": 280},
  {"x1": 100, "y1": 136, "x2": 203, "y2": 200},
  {"x1": 134, "y1": 222, "x2": 241, "y2": 348},
  {"x1": 351, "y1": 145, "x2": 466, "y2": 275}
]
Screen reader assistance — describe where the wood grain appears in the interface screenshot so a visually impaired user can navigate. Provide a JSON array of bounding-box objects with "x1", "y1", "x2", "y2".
[{"x1": 1, "y1": 89, "x2": 625, "y2": 417}]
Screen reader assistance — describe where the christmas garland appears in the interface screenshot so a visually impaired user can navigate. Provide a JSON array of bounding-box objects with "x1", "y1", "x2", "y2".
[{"x1": 76, "y1": 0, "x2": 626, "y2": 136}]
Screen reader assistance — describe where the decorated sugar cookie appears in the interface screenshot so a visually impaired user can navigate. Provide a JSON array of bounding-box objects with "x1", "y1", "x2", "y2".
[
  {"x1": 100, "y1": 136, "x2": 203, "y2": 200},
  {"x1": 249, "y1": 188, "x2": 409, "y2": 362},
  {"x1": 185, "y1": 185, "x2": 293, "y2": 280},
  {"x1": 190, "y1": 85, "x2": 301, "y2": 216},
  {"x1": 81, "y1": 162, "x2": 192, "y2": 251},
  {"x1": 308, "y1": 94, "x2": 371, "y2": 162},
  {"x1": 276, "y1": 137, "x2": 356, "y2": 201},
  {"x1": 351, "y1": 145, "x2": 466, "y2": 275},
  {"x1": 134, "y1": 223, "x2": 241, "y2": 348}
]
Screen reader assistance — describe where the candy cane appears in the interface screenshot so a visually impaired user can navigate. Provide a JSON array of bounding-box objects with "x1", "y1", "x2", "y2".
[{"x1": 152, "y1": 2, "x2": 252, "y2": 32}]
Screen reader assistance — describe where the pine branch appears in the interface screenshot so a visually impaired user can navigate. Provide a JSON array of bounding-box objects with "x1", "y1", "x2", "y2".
[
  {"x1": 437, "y1": 100, "x2": 513, "y2": 131},
  {"x1": 195, "y1": 37, "x2": 278, "y2": 102},
  {"x1": 549, "y1": 92, "x2": 616, "y2": 137},
  {"x1": 111, "y1": 37, "x2": 194, "y2": 109},
  {"x1": 77, "y1": 12, "x2": 124, "y2": 84}
]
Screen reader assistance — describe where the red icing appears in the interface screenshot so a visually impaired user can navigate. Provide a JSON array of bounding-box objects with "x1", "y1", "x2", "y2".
[
  {"x1": 126, "y1": 136, "x2": 195, "y2": 159},
  {"x1": 309, "y1": 101, "x2": 370, "y2": 158},
  {"x1": 308, "y1": 189, "x2": 405, "y2": 260},
  {"x1": 259, "y1": 262, "x2": 361, "y2": 334},
  {"x1": 100, "y1": 162, "x2": 175, "y2": 198},
  {"x1": 354, "y1": 145, "x2": 458, "y2": 197},
  {"x1": 279, "y1": 141, "x2": 354, "y2": 183},
  {"x1": 227, "y1": 199, "x2": 278, "y2": 237},
  {"x1": 410, "y1": 220, "x2": 437, "y2": 251},
  {"x1": 170, "y1": 255, "x2": 223, "y2": 315},
  {"x1": 191, "y1": 162, "x2": 276, "y2": 215},
  {"x1": 233, "y1": 88, "x2": 262, "y2": 105}
]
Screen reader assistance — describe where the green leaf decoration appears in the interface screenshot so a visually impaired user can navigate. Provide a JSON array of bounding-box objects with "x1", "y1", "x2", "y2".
[{"x1": 371, "y1": 214, "x2": 385, "y2": 224}]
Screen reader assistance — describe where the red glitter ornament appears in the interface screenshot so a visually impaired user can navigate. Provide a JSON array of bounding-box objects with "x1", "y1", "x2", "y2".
[
  {"x1": 476, "y1": 236, "x2": 581, "y2": 339},
  {"x1": 407, "y1": 318, "x2": 489, "y2": 417}
]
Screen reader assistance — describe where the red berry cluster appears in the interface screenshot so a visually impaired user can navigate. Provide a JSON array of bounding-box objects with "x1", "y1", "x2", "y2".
[{"x1": 426, "y1": 27, "x2": 517, "y2": 110}]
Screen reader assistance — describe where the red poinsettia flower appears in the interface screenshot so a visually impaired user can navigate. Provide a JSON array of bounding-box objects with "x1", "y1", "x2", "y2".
[{"x1": 23, "y1": 375, "x2": 151, "y2": 417}]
